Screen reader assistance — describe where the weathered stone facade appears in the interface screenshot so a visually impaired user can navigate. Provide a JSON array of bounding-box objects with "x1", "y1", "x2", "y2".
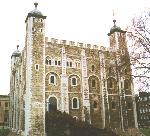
[
  {"x1": 9, "y1": 3, "x2": 138, "y2": 136},
  {"x1": 0, "y1": 95, "x2": 9, "y2": 127}
]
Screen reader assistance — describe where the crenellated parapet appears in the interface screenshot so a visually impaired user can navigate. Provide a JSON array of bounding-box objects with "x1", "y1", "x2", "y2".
[{"x1": 45, "y1": 37, "x2": 106, "y2": 50}]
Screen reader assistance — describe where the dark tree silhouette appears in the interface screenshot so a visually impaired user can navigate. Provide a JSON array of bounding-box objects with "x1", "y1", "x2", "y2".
[{"x1": 45, "y1": 110, "x2": 118, "y2": 136}]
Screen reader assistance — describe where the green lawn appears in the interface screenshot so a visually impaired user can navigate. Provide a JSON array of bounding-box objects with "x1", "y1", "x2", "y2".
[
  {"x1": 0, "y1": 128, "x2": 10, "y2": 136},
  {"x1": 140, "y1": 128, "x2": 150, "y2": 136}
]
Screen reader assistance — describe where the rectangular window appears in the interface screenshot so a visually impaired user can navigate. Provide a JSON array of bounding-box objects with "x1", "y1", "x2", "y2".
[
  {"x1": 70, "y1": 62, "x2": 72, "y2": 67},
  {"x1": 45, "y1": 59, "x2": 49, "y2": 65},
  {"x1": 55, "y1": 60, "x2": 57, "y2": 65},
  {"x1": 72, "y1": 98, "x2": 79, "y2": 109},
  {"x1": 50, "y1": 76, "x2": 55, "y2": 84},
  {"x1": 49, "y1": 60, "x2": 51, "y2": 65},
  {"x1": 35, "y1": 64, "x2": 39, "y2": 71},
  {"x1": 32, "y1": 27, "x2": 35, "y2": 32},
  {"x1": 58, "y1": 61, "x2": 61, "y2": 66},
  {"x1": 72, "y1": 78, "x2": 77, "y2": 86}
]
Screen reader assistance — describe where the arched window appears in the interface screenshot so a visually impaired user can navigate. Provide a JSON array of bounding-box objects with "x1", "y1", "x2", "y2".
[
  {"x1": 72, "y1": 98, "x2": 79, "y2": 109},
  {"x1": 49, "y1": 74, "x2": 56, "y2": 84},
  {"x1": 92, "y1": 79, "x2": 96, "y2": 88},
  {"x1": 72, "y1": 77, "x2": 77, "y2": 86},
  {"x1": 45, "y1": 57, "x2": 51, "y2": 65},
  {"x1": 45, "y1": 59, "x2": 49, "y2": 65},
  {"x1": 93, "y1": 101, "x2": 98, "y2": 109},
  {"x1": 124, "y1": 79, "x2": 129, "y2": 90},
  {"x1": 48, "y1": 97, "x2": 57, "y2": 112},
  {"x1": 92, "y1": 65, "x2": 95, "y2": 71},
  {"x1": 48, "y1": 60, "x2": 51, "y2": 65}
]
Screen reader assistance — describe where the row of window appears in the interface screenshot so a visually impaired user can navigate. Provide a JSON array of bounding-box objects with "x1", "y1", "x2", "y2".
[
  {"x1": 107, "y1": 78, "x2": 130, "y2": 90},
  {"x1": 48, "y1": 97, "x2": 98, "y2": 111},
  {"x1": 48, "y1": 97, "x2": 133, "y2": 112},
  {"x1": 46, "y1": 59, "x2": 96, "y2": 71},
  {"x1": 108, "y1": 67, "x2": 129, "y2": 75},
  {"x1": 49, "y1": 75, "x2": 78, "y2": 86},
  {"x1": 49, "y1": 74, "x2": 130, "y2": 90},
  {"x1": 140, "y1": 96, "x2": 150, "y2": 101},
  {"x1": 49, "y1": 74, "x2": 97, "y2": 87},
  {"x1": 140, "y1": 115, "x2": 150, "y2": 120},
  {"x1": 140, "y1": 108, "x2": 150, "y2": 113},
  {"x1": 46, "y1": 59, "x2": 61, "y2": 66},
  {"x1": 45, "y1": 58, "x2": 80, "y2": 68}
]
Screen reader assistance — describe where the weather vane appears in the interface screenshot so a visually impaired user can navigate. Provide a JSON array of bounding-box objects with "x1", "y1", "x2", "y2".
[{"x1": 112, "y1": 9, "x2": 116, "y2": 26}]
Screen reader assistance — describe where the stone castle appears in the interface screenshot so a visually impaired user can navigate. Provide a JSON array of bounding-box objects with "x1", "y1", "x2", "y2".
[{"x1": 9, "y1": 2, "x2": 138, "y2": 136}]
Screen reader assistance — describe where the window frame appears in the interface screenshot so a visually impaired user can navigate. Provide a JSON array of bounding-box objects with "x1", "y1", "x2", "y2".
[
  {"x1": 35, "y1": 64, "x2": 39, "y2": 71},
  {"x1": 71, "y1": 77, "x2": 77, "y2": 86},
  {"x1": 72, "y1": 97, "x2": 79, "y2": 109},
  {"x1": 49, "y1": 74, "x2": 56, "y2": 85}
]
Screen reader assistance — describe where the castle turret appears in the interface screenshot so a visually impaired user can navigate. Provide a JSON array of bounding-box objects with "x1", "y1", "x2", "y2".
[
  {"x1": 10, "y1": 45, "x2": 21, "y2": 131},
  {"x1": 108, "y1": 19, "x2": 126, "y2": 50},
  {"x1": 24, "y1": 3, "x2": 46, "y2": 136}
]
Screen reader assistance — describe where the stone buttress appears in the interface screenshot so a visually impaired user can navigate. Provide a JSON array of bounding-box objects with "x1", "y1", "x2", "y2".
[{"x1": 81, "y1": 49, "x2": 91, "y2": 122}]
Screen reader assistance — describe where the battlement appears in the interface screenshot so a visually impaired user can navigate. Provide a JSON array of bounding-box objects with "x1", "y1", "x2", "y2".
[{"x1": 45, "y1": 37, "x2": 106, "y2": 51}]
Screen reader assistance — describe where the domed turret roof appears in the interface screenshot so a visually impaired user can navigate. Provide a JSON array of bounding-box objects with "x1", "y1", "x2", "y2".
[
  {"x1": 25, "y1": 2, "x2": 46, "y2": 22},
  {"x1": 29, "y1": 2, "x2": 43, "y2": 16},
  {"x1": 11, "y1": 45, "x2": 21, "y2": 58},
  {"x1": 108, "y1": 20, "x2": 126, "y2": 36}
]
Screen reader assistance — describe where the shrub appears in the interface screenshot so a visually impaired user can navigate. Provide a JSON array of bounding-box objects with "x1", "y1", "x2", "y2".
[
  {"x1": 45, "y1": 111, "x2": 118, "y2": 136},
  {"x1": 0, "y1": 128, "x2": 10, "y2": 136}
]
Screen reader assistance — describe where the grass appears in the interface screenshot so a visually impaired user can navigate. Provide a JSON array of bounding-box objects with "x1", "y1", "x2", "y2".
[
  {"x1": 0, "y1": 128, "x2": 10, "y2": 136},
  {"x1": 140, "y1": 128, "x2": 150, "y2": 136}
]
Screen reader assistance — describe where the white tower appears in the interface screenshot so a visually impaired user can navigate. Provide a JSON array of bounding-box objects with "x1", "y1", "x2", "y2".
[{"x1": 24, "y1": 3, "x2": 46, "y2": 136}]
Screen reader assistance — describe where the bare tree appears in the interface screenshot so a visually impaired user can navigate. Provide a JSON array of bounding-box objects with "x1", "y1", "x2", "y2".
[{"x1": 127, "y1": 11, "x2": 150, "y2": 92}]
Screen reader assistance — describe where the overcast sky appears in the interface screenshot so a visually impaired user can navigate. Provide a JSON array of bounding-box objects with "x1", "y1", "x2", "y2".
[{"x1": 0, "y1": 0, "x2": 150, "y2": 95}]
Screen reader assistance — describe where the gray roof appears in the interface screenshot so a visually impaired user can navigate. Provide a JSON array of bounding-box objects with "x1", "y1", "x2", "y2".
[
  {"x1": 29, "y1": 8, "x2": 43, "y2": 16},
  {"x1": 11, "y1": 50, "x2": 21, "y2": 58},
  {"x1": 108, "y1": 20, "x2": 126, "y2": 36},
  {"x1": 25, "y1": 2, "x2": 46, "y2": 22}
]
